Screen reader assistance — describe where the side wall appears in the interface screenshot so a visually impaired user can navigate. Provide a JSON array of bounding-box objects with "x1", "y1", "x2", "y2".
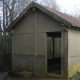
[
  {"x1": 12, "y1": 12, "x2": 35, "y2": 72},
  {"x1": 68, "y1": 29, "x2": 80, "y2": 77}
]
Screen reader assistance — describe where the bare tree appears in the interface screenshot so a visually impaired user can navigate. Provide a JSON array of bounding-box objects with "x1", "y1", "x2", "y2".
[
  {"x1": 0, "y1": 17, "x2": 2, "y2": 36},
  {"x1": 39, "y1": 0, "x2": 60, "y2": 11},
  {"x1": 2, "y1": 0, "x2": 37, "y2": 31},
  {"x1": 72, "y1": 5, "x2": 80, "y2": 18},
  {"x1": 15, "y1": 0, "x2": 37, "y2": 16}
]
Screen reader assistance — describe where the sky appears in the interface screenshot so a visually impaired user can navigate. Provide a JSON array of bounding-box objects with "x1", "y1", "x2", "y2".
[
  {"x1": 38, "y1": 0, "x2": 80, "y2": 16},
  {"x1": 0, "y1": 9, "x2": 2, "y2": 15},
  {"x1": 0, "y1": 1, "x2": 2, "y2": 17},
  {"x1": 56, "y1": 0, "x2": 80, "y2": 15},
  {"x1": 0, "y1": 0, "x2": 80, "y2": 16}
]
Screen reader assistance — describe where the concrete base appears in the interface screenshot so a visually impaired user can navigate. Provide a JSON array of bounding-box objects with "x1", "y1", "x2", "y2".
[{"x1": 8, "y1": 71, "x2": 33, "y2": 78}]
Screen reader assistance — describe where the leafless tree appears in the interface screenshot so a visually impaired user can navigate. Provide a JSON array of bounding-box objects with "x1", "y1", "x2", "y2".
[
  {"x1": 72, "y1": 5, "x2": 80, "y2": 18},
  {"x1": 2, "y1": 0, "x2": 37, "y2": 34},
  {"x1": 39, "y1": 0, "x2": 60, "y2": 11}
]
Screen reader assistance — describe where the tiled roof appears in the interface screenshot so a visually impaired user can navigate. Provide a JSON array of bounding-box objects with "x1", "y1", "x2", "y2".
[{"x1": 38, "y1": 3, "x2": 80, "y2": 27}]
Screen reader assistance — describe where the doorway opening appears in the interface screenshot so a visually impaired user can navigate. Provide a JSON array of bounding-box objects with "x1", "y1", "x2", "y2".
[{"x1": 47, "y1": 32, "x2": 61, "y2": 75}]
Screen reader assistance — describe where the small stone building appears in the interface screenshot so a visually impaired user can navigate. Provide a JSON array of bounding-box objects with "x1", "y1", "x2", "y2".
[{"x1": 7, "y1": 2, "x2": 80, "y2": 79}]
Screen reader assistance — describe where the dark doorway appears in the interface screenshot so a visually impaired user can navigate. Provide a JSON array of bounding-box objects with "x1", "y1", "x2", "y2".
[{"x1": 47, "y1": 32, "x2": 61, "y2": 75}]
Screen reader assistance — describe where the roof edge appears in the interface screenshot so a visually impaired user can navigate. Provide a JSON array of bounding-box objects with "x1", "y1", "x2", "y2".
[{"x1": 7, "y1": 1, "x2": 79, "y2": 31}]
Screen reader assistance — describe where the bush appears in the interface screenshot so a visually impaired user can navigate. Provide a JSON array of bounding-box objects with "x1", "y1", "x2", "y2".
[{"x1": 0, "y1": 34, "x2": 12, "y2": 71}]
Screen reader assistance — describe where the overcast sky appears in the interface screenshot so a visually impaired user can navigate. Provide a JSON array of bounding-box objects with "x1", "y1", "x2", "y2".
[
  {"x1": 56, "y1": 0, "x2": 80, "y2": 15},
  {"x1": 38, "y1": 0, "x2": 80, "y2": 16},
  {"x1": 0, "y1": 0, "x2": 80, "y2": 16},
  {"x1": 0, "y1": 1, "x2": 2, "y2": 17}
]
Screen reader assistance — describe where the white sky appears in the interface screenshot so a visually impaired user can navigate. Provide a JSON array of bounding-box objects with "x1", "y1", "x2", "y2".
[
  {"x1": 38, "y1": 0, "x2": 80, "y2": 16},
  {"x1": 0, "y1": 0, "x2": 80, "y2": 16},
  {"x1": 56, "y1": 0, "x2": 80, "y2": 15},
  {"x1": 0, "y1": 10, "x2": 2, "y2": 15}
]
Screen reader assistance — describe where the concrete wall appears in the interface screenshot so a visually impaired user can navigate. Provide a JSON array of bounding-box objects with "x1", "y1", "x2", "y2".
[
  {"x1": 14, "y1": 13, "x2": 34, "y2": 34},
  {"x1": 37, "y1": 10, "x2": 63, "y2": 32},
  {"x1": 12, "y1": 9, "x2": 67, "y2": 78},
  {"x1": 68, "y1": 29, "x2": 80, "y2": 77},
  {"x1": 12, "y1": 13, "x2": 35, "y2": 72},
  {"x1": 36, "y1": 33, "x2": 46, "y2": 76}
]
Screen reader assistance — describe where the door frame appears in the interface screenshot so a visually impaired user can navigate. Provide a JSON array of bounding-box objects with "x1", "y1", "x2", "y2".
[{"x1": 46, "y1": 31, "x2": 62, "y2": 77}]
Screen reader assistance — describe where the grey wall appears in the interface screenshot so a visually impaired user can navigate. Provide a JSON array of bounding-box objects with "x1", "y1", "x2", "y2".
[
  {"x1": 68, "y1": 29, "x2": 80, "y2": 77},
  {"x1": 14, "y1": 13, "x2": 34, "y2": 34},
  {"x1": 12, "y1": 9, "x2": 67, "y2": 77},
  {"x1": 35, "y1": 33, "x2": 46, "y2": 76},
  {"x1": 12, "y1": 13, "x2": 35, "y2": 72},
  {"x1": 13, "y1": 34, "x2": 34, "y2": 55},
  {"x1": 37, "y1": 10, "x2": 63, "y2": 32}
]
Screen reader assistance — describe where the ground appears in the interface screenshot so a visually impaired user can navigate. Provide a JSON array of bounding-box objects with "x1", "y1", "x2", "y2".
[
  {"x1": 3, "y1": 76, "x2": 80, "y2": 80},
  {"x1": 1, "y1": 72, "x2": 80, "y2": 80},
  {"x1": 3, "y1": 76, "x2": 61, "y2": 80}
]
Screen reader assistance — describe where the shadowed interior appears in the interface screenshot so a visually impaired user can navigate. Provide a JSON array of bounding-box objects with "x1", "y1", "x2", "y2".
[{"x1": 47, "y1": 32, "x2": 61, "y2": 75}]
